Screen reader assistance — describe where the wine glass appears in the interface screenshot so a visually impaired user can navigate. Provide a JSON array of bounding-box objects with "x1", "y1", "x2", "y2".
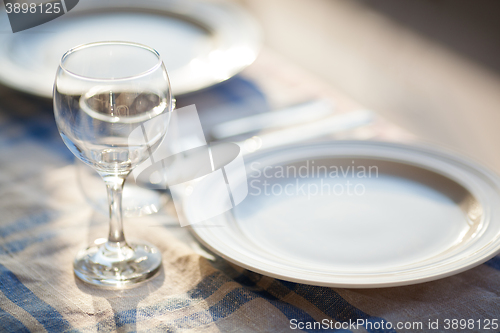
[{"x1": 53, "y1": 41, "x2": 172, "y2": 287}]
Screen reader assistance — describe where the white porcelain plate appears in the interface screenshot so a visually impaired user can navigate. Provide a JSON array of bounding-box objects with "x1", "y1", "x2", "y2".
[
  {"x1": 0, "y1": 0, "x2": 261, "y2": 97},
  {"x1": 186, "y1": 141, "x2": 500, "y2": 288}
]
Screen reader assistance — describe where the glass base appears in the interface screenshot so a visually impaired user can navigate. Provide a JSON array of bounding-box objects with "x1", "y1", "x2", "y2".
[{"x1": 74, "y1": 240, "x2": 162, "y2": 288}]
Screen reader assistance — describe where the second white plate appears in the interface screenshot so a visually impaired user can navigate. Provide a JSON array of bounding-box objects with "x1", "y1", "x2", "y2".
[
  {"x1": 186, "y1": 141, "x2": 500, "y2": 288},
  {"x1": 0, "y1": 0, "x2": 261, "y2": 97}
]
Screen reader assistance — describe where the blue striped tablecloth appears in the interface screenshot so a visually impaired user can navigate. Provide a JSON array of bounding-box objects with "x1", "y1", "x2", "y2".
[{"x1": 0, "y1": 58, "x2": 499, "y2": 333}]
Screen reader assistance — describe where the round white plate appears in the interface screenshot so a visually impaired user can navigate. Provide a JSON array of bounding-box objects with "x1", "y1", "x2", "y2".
[
  {"x1": 186, "y1": 141, "x2": 500, "y2": 288},
  {"x1": 0, "y1": 0, "x2": 261, "y2": 97}
]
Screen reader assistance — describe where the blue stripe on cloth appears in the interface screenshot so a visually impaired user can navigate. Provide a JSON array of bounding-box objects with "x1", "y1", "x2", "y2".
[
  {"x1": 112, "y1": 309, "x2": 137, "y2": 331},
  {"x1": 0, "y1": 116, "x2": 73, "y2": 161},
  {"x1": 0, "y1": 211, "x2": 58, "y2": 238},
  {"x1": 82, "y1": 266, "x2": 392, "y2": 332},
  {"x1": 0, "y1": 232, "x2": 55, "y2": 255},
  {"x1": 232, "y1": 274, "x2": 350, "y2": 332},
  {"x1": 484, "y1": 256, "x2": 500, "y2": 270},
  {"x1": 0, "y1": 307, "x2": 30, "y2": 333},
  {"x1": 0, "y1": 264, "x2": 73, "y2": 332},
  {"x1": 279, "y1": 281, "x2": 396, "y2": 333},
  {"x1": 80, "y1": 296, "x2": 195, "y2": 332},
  {"x1": 187, "y1": 271, "x2": 230, "y2": 299},
  {"x1": 211, "y1": 263, "x2": 353, "y2": 331},
  {"x1": 171, "y1": 271, "x2": 350, "y2": 333},
  {"x1": 268, "y1": 298, "x2": 350, "y2": 333},
  {"x1": 87, "y1": 271, "x2": 348, "y2": 332},
  {"x1": 220, "y1": 264, "x2": 389, "y2": 333},
  {"x1": 209, "y1": 76, "x2": 261, "y2": 104},
  {"x1": 206, "y1": 262, "x2": 356, "y2": 332},
  {"x1": 231, "y1": 274, "x2": 353, "y2": 332},
  {"x1": 79, "y1": 275, "x2": 219, "y2": 331},
  {"x1": 172, "y1": 286, "x2": 345, "y2": 333}
]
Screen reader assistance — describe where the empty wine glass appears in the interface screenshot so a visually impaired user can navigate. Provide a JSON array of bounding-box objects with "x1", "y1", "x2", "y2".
[{"x1": 53, "y1": 41, "x2": 172, "y2": 287}]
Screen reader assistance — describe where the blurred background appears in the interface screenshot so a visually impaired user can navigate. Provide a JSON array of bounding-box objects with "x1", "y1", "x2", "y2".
[{"x1": 232, "y1": 0, "x2": 500, "y2": 173}]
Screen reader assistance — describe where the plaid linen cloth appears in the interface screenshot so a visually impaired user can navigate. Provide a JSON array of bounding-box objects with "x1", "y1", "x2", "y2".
[{"x1": 1, "y1": 51, "x2": 500, "y2": 333}]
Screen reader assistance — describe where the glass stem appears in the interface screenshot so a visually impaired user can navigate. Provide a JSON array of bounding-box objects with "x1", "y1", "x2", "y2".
[{"x1": 103, "y1": 176, "x2": 127, "y2": 245}]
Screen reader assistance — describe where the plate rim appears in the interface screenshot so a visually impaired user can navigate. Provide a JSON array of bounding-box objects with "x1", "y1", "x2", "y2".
[{"x1": 187, "y1": 140, "x2": 500, "y2": 288}]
